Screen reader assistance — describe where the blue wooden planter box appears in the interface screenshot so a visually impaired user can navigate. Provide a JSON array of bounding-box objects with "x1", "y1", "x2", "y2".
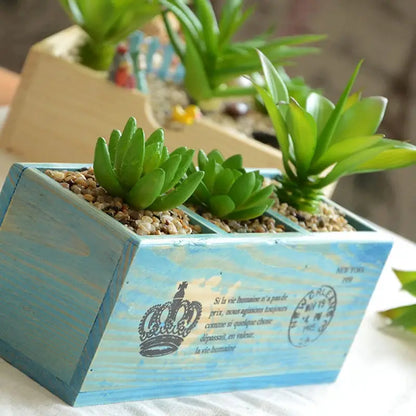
[{"x1": 0, "y1": 163, "x2": 392, "y2": 406}]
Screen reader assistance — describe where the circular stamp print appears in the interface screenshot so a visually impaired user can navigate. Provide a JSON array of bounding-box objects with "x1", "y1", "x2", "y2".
[{"x1": 288, "y1": 285, "x2": 337, "y2": 347}]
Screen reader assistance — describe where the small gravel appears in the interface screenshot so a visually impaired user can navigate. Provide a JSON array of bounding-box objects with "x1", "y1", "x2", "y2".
[
  {"x1": 187, "y1": 205, "x2": 286, "y2": 234},
  {"x1": 44, "y1": 169, "x2": 201, "y2": 235},
  {"x1": 146, "y1": 74, "x2": 276, "y2": 139},
  {"x1": 265, "y1": 179, "x2": 355, "y2": 232}
]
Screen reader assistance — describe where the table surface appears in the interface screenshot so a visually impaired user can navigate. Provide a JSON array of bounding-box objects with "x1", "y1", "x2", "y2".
[{"x1": 1, "y1": 106, "x2": 415, "y2": 416}]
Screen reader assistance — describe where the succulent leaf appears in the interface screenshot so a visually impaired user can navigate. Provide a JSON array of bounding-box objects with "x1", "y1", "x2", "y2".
[
  {"x1": 94, "y1": 137, "x2": 124, "y2": 196},
  {"x1": 160, "y1": 154, "x2": 182, "y2": 193},
  {"x1": 256, "y1": 53, "x2": 416, "y2": 213},
  {"x1": 209, "y1": 195, "x2": 236, "y2": 218},
  {"x1": 142, "y1": 142, "x2": 163, "y2": 174},
  {"x1": 189, "y1": 149, "x2": 272, "y2": 220},
  {"x1": 146, "y1": 128, "x2": 165, "y2": 146},
  {"x1": 119, "y1": 127, "x2": 145, "y2": 189},
  {"x1": 306, "y1": 93, "x2": 334, "y2": 136},
  {"x1": 93, "y1": 118, "x2": 203, "y2": 211},
  {"x1": 108, "y1": 129, "x2": 121, "y2": 166},
  {"x1": 380, "y1": 269, "x2": 416, "y2": 334},
  {"x1": 127, "y1": 168, "x2": 165, "y2": 209},
  {"x1": 163, "y1": 0, "x2": 323, "y2": 103},
  {"x1": 287, "y1": 98, "x2": 317, "y2": 179},
  {"x1": 222, "y1": 154, "x2": 243, "y2": 170},
  {"x1": 332, "y1": 97, "x2": 388, "y2": 142},
  {"x1": 213, "y1": 168, "x2": 235, "y2": 194},
  {"x1": 115, "y1": 116, "x2": 136, "y2": 173},
  {"x1": 150, "y1": 171, "x2": 205, "y2": 212}
]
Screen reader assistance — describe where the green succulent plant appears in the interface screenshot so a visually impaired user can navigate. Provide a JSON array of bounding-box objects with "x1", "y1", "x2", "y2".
[
  {"x1": 188, "y1": 149, "x2": 274, "y2": 220},
  {"x1": 380, "y1": 270, "x2": 416, "y2": 334},
  {"x1": 58, "y1": 0, "x2": 162, "y2": 70},
  {"x1": 253, "y1": 51, "x2": 416, "y2": 213},
  {"x1": 93, "y1": 117, "x2": 204, "y2": 211},
  {"x1": 162, "y1": 0, "x2": 324, "y2": 104}
]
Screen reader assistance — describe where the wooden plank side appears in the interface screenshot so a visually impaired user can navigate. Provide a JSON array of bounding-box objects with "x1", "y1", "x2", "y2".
[
  {"x1": 0, "y1": 163, "x2": 25, "y2": 226},
  {"x1": 0, "y1": 26, "x2": 284, "y2": 170},
  {"x1": 79, "y1": 235, "x2": 391, "y2": 404},
  {"x1": 0, "y1": 167, "x2": 132, "y2": 385}
]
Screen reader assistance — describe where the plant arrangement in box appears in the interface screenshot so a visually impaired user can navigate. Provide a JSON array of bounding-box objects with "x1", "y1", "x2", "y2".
[
  {"x1": 45, "y1": 116, "x2": 285, "y2": 235},
  {"x1": 46, "y1": 117, "x2": 204, "y2": 235},
  {"x1": 252, "y1": 51, "x2": 416, "y2": 230},
  {"x1": 58, "y1": 0, "x2": 162, "y2": 70},
  {"x1": 380, "y1": 270, "x2": 416, "y2": 334},
  {"x1": 186, "y1": 149, "x2": 284, "y2": 233},
  {"x1": 161, "y1": 0, "x2": 324, "y2": 105}
]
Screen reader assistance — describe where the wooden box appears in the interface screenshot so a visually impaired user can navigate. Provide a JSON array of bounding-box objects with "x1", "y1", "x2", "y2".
[
  {"x1": 0, "y1": 163, "x2": 392, "y2": 406},
  {"x1": 0, "y1": 26, "x2": 282, "y2": 169}
]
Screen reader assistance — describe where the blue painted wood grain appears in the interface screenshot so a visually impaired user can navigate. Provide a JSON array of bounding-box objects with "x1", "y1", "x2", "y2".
[
  {"x1": 0, "y1": 164, "x2": 393, "y2": 406},
  {"x1": 75, "y1": 369, "x2": 338, "y2": 406},
  {"x1": 81, "y1": 234, "x2": 391, "y2": 399},
  {"x1": 0, "y1": 165, "x2": 135, "y2": 386}
]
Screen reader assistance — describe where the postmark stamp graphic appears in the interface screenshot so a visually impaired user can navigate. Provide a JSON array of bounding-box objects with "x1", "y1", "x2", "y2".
[{"x1": 288, "y1": 285, "x2": 337, "y2": 347}]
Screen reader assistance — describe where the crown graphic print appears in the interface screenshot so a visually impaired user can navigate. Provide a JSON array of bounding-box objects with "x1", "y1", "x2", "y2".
[{"x1": 138, "y1": 282, "x2": 202, "y2": 357}]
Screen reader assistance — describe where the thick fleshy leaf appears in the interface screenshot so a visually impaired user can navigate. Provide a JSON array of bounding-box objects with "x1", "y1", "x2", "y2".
[
  {"x1": 170, "y1": 149, "x2": 195, "y2": 186},
  {"x1": 239, "y1": 185, "x2": 273, "y2": 210},
  {"x1": 306, "y1": 92, "x2": 334, "y2": 137},
  {"x1": 287, "y1": 98, "x2": 317, "y2": 178},
  {"x1": 198, "y1": 149, "x2": 209, "y2": 170},
  {"x1": 127, "y1": 168, "x2": 165, "y2": 209},
  {"x1": 142, "y1": 142, "x2": 163, "y2": 174},
  {"x1": 150, "y1": 171, "x2": 204, "y2": 211},
  {"x1": 161, "y1": 0, "x2": 202, "y2": 46},
  {"x1": 218, "y1": 0, "x2": 248, "y2": 50},
  {"x1": 204, "y1": 159, "x2": 223, "y2": 193},
  {"x1": 160, "y1": 146, "x2": 169, "y2": 165},
  {"x1": 226, "y1": 199, "x2": 273, "y2": 221},
  {"x1": 195, "y1": 0, "x2": 219, "y2": 64},
  {"x1": 316, "y1": 145, "x2": 388, "y2": 188},
  {"x1": 394, "y1": 269, "x2": 416, "y2": 297},
  {"x1": 207, "y1": 149, "x2": 225, "y2": 164},
  {"x1": 253, "y1": 84, "x2": 291, "y2": 173},
  {"x1": 160, "y1": 154, "x2": 181, "y2": 192},
  {"x1": 192, "y1": 180, "x2": 211, "y2": 205},
  {"x1": 380, "y1": 305, "x2": 416, "y2": 333},
  {"x1": 350, "y1": 140, "x2": 416, "y2": 174},
  {"x1": 209, "y1": 194, "x2": 236, "y2": 218},
  {"x1": 313, "y1": 61, "x2": 362, "y2": 162},
  {"x1": 119, "y1": 127, "x2": 145, "y2": 189},
  {"x1": 228, "y1": 171, "x2": 255, "y2": 206},
  {"x1": 146, "y1": 128, "x2": 165, "y2": 146},
  {"x1": 115, "y1": 116, "x2": 136, "y2": 173},
  {"x1": 184, "y1": 30, "x2": 213, "y2": 102},
  {"x1": 343, "y1": 91, "x2": 362, "y2": 113},
  {"x1": 93, "y1": 137, "x2": 124, "y2": 196},
  {"x1": 332, "y1": 96, "x2": 388, "y2": 142},
  {"x1": 311, "y1": 135, "x2": 383, "y2": 174},
  {"x1": 108, "y1": 129, "x2": 121, "y2": 167},
  {"x1": 213, "y1": 168, "x2": 235, "y2": 194},
  {"x1": 222, "y1": 154, "x2": 243, "y2": 170},
  {"x1": 257, "y1": 49, "x2": 289, "y2": 104}
]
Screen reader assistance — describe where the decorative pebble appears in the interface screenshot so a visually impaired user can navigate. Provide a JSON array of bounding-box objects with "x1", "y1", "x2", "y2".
[
  {"x1": 44, "y1": 169, "x2": 201, "y2": 235},
  {"x1": 223, "y1": 102, "x2": 249, "y2": 119},
  {"x1": 264, "y1": 178, "x2": 356, "y2": 233},
  {"x1": 146, "y1": 74, "x2": 276, "y2": 141}
]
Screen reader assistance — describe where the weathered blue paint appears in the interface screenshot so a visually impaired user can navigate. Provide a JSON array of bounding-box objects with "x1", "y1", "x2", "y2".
[
  {"x1": 0, "y1": 164, "x2": 393, "y2": 406},
  {"x1": 75, "y1": 370, "x2": 339, "y2": 407}
]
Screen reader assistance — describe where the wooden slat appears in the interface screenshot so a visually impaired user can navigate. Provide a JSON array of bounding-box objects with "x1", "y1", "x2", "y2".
[{"x1": 0, "y1": 166, "x2": 134, "y2": 386}]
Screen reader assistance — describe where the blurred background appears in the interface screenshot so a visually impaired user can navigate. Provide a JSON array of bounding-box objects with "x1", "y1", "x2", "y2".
[{"x1": 0, "y1": 0, "x2": 415, "y2": 240}]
